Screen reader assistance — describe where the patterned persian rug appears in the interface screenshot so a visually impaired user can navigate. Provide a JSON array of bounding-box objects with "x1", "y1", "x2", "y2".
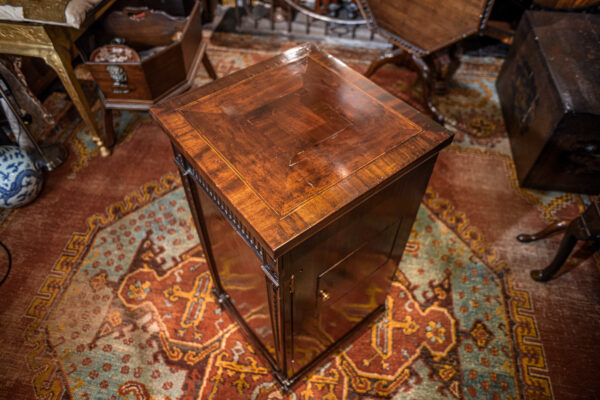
[{"x1": 0, "y1": 33, "x2": 598, "y2": 400}]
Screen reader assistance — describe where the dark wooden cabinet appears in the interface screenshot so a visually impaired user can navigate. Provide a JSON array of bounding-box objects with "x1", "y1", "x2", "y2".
[
  {"x1": 151, "y1": 43, "x2": 452, "y2": 388},
  {"x1": 496, "y1": 11, "x2": 600, "y2": 193}
]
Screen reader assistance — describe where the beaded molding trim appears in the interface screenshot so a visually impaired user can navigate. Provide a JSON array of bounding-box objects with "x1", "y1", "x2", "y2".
[
  {"x1": 174, "y1": 154, "x2": 263, "y2": 258},
  {"x1": 174, "y1": 154, "x2": 280, "y2": 287}
]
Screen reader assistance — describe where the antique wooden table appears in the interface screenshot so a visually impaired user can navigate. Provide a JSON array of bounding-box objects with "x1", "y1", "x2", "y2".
[{"x1": 151, "y1": 43, "x2": 452, "y2": 388}]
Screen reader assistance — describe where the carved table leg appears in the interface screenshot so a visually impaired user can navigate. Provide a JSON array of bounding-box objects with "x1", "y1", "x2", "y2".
[
  {"x1": 364, "y1": 44, "x2": 463, "y2": 125},
  {"x1": 520, "y1": 200, "x2": 600, "y2": 282},
  {"x1": 516, "y1": 220, "x2": 569, "y2": 243},
  {"x1": 417, "y1": 45, "x2": 461, "y2": 124},
  {"x1": 410, "y1": 54, "x2": 445, "y2": 124},
  {"x1": 43, "y1": 43, "x2": 111, "y2": 157},
  {"x1": 364, "y1": 47, "x2": 407, "y2": 78},
  {"x1": 530, "y1": 221, "x2": 580, "y2": 282},
  {"x1": 428, "y1": 45, "x2": 461, "y2": 96},
  {"x1": 364, "y1": 47, "x2": 450, "y2": 124}
]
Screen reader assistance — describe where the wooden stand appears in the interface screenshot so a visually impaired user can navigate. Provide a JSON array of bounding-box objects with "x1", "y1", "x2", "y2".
[
  {"x1": 77, "y1": 0, "x2": 217, "y2": 141},
  {"x1": 99, "y1": 39, "x2": 216, "y2": 145}
]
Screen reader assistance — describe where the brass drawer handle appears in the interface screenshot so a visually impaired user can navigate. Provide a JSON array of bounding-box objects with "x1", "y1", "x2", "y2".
[{"x1": 319, "y1": 289, "x2": 330, "y2": 301}]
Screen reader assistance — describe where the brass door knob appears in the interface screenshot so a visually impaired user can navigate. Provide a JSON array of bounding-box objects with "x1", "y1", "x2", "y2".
[{"x1": 319, "y1": 289, "x2": 330, "y2": 301}]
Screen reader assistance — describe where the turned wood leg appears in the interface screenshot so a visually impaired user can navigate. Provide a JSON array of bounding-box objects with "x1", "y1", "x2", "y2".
[
  {"x1": 102, "y1": 104, "x2": 115, "y2": 148},
  {"x1": 530, "y1": 222, "x2": 579, "y2": 282},
  {"x1": 43, "y1": 45, "x2": 111, "y2": 157},
  {"x1": 410, "y1": 54, "x2": 444, "y2": 124},
  {"x1": 364, "y1": 45, "x2": 461, "y2": 124},
  {"x1": 429, "y1": 45, "x2": 461, "y2": 96},
  {"x1": 524, "y1": 200, "x2": 600, "y2": 282},
  {"x1": 517, "y1": 220, "x2": 569, "y2": 243}
]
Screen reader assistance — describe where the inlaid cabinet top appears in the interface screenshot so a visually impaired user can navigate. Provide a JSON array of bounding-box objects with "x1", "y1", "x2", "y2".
[{"x1": 152, "y1": 43, "x2": 452, "y2": 256}]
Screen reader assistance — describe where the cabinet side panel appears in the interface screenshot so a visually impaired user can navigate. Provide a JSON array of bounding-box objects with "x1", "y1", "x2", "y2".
[
  {"x1": 523, "y1": 113, "x2": 600, "y2": 193},
  {"x1": 196, "y1": 187, "x2": 278, "y2": 360},
  {"x1": 287, "y1": 157, "x2": 437, "y2": 373},
  {"x1": 389, "y1": 156, "x2": 437, "y2": 263},
  {"x1": 496, "y1": 13, "x2": 561, "y2": 185},
  {"x1": 144, "y1": 44, "x2": 187, "y2": 99}
]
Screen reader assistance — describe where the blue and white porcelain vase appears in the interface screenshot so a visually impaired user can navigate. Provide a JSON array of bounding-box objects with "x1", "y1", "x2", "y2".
[{"x1": 0, "y1": 145, "x2": 43, "y2": 208}]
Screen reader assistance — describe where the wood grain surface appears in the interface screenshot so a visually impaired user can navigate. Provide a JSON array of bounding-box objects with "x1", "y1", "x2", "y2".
[
  {"x1": 358, "y1": 0, "x2": 493, "y2": 55},
  {"x1": 152, "y1": 43, "x2": 453, "y2": 257}
]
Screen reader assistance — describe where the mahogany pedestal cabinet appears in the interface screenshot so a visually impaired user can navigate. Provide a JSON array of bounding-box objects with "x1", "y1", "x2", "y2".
[{"x1": 151, "y1": 43, "x2": 452, "y2": 389}]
